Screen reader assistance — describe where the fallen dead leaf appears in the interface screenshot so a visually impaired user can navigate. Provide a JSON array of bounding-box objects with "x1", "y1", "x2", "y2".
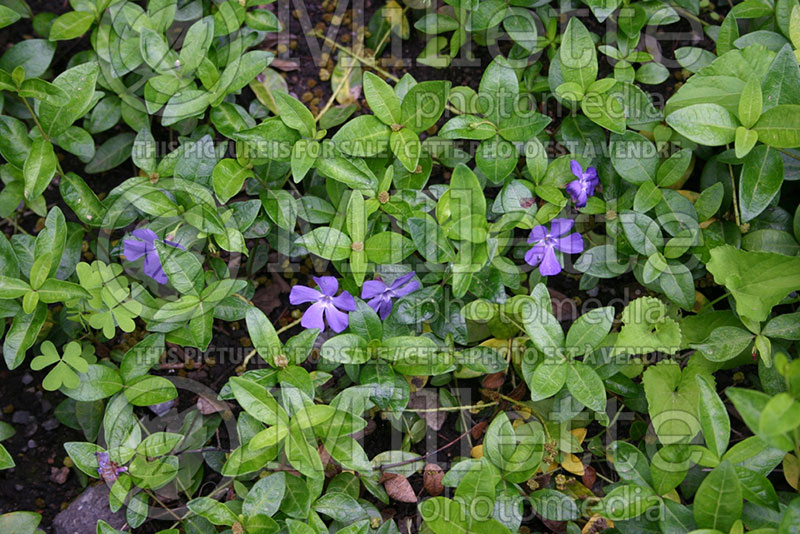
[
  {"x1": 383, "y1": 473, "x2": 417, "y2": 503},
  {"x1": 423, "y1": 464, "x2": 444, "y2": 496},
  {"x1": 481, "y1": 371, "x2": 506, "y2": 389},
  {"x1": 408, "y1": 389, "x2": 445, "y2": 431},
  {"x1": 197, "y1": 395, "x2": 227, "y2": 415}
]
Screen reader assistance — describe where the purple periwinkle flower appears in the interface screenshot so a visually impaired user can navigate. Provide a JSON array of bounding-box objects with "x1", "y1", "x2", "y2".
[
  {"x1": 123, "y1": 228, "x2": 185, "y2": 285},
  {"x1": 95, "y1": 452, "x2": 127, "y2": 483},
  {"x1": 361, "y1": 272, "x2": 420, "y2": 320},
  {"x1": 566, "y1": 160, "x2": 599, "y2": 208},
  {"x1": 289, "y1": 276, "x2": 356, "y2": 333},
  {"x1": 525, "y1": 218, "x2": 584, "y2": 277}
]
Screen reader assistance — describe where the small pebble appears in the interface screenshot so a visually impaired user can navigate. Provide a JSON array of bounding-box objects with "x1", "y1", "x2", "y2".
[
  {"x1": 12, "y1": 410, "x2": 30, "y2": 424},
  {"x1": 27, "y1": 439, "x2": 36, "y2": 449},
  {"x1": 42, "y1": 418, "x2": 59, "y2": 431},
  {"x1": 21, "y1": 373, "x2": 33, "y2": 385}
]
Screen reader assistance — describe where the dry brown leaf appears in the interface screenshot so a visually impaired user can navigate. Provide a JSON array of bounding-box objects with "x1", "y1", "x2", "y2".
[
  {"x1": 196, "y1": 395, "x2": 227, "y2": 415},
  {"x1": 271, "y1": 58, "x2": 300, "y2": 71},
  {"x1": 471, "y1": 420, "x2": 488, "y2": 440},
  {"x1": 582, "y1": 464, "x2": 597, "y2": 489},
  {"x1": 423, "y1": 464, "x2": 444, "y2": 496},
  {"x1": 481, "y1": 371, "x2": 506, "y2": 389},
  {"x1": 408, "y1": 389, "x2": 445, "y2": 431},
  {"x1": 383, "y1": 473, "x2": 417, "y2": 503}
]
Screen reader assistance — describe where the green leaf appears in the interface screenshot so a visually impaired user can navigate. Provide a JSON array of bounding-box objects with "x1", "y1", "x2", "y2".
[
  {"x1": 657, "y1": 148, "x2": 692, "y2": 187},
  {"x1": 707, "y1": 245, "x2": 800, "y2": 323},
  {"x1": 48, "y1": 11, "x2": 94, "y2": 41},
  {"x1": 581, "y1": 90, "x2": 626, "y2": 134},
  {"x1": 642, "y1": 360, "x2": 702, "y2": 444},
  {"x1": 179, "y1": 16, "x2": 214, "y2": 73},
  {"x1": 530, "y1": 490, "x2": 580, "y2": 521},
  {"x1": 476, "y1": 136, "x2": 517, "y2": 183},
  {"x1": 23, "y1": 138, "x2": 57, "y2": 201},
  {"x1": 739, "y1": 145, "x2": 784, "y2": 222},
  {"x1": 245, "y1": 306, "x2": 281, "y2": 365},
  {"x1": 0, "y1": 6, "x2": 21, "y2": 29},
  {"x1": 212, "y1": 158, "x2": 253, "y2": 203},
  {"x1": 610, "y1": 131, "x2": 659, "y2": 184},
  {"x1": 666, "y1": 104, "x2": 740, "y2": 146},
  {"x1": 0, "y1": 39, "x2": 56, "y2": 78},
  {"x1": 124, "y1": 375, "x2": 177, "y2": 406},
  {"x1": 0, "y1": 115, "x2": 32, "y2": 168},
  {"x1": 406, "y1": 215, "x2": 455, "y2": 263},
  {"x1": 154, "y1": 241, "x2": 203, "y2": 295},
  {"x1": 620, "y1": 210, "x2": 662, "y2": 256},
  {"x1": 400, "y1": 80, "x2": 450, "y2": 133},
  {"x1": 365, "y1": 231, "x2": 416, "y2": 264},
  {"x1": 565, "y1": 306, "x2": 614, "y2": 355},
  {"x1": 566, "y1": 361, "x2": 606, "y2": 412},
  {"x1": 560, "y1": 18, "x2": 598, "y2": 91},
  {"x1": 61, "y1": 363, "x2": 123, "y2": 401},
  {"x1": 229, "y1": 376, "x2": 287, "y2": 425},
  {"x1": 739, "y1": 77, "x2": 763, "y2": 129},
  {"x1": 690, "y1": 326, "x2": 753, "y2": 362},
  {"x1": 244, "y1": 472, "x2": 285, "y2": 517},
  {"x1": 85, "y1": 133, "x2": 135, "y2": 174},
  {"x1": 759, "y1": 392, "x2": 800, "y2": 437},
  {"x1": 38, "y1": 61, "x2": 99, "y2": 138},
  {"x1": 597, "y1": 484, "x2": 659, "y2": 521},
  {"x1": 753, "y1": 104, "x2": 800, "y2": 147},
  {"x1": 3, "y1": 304, "x2": 46, "y2": 369},
  {"x1": 274, "y1": 91, "x2": 315, "y2": 138},
  {"x1": 521, "y1": 300, "x2": 564, "y2": 353},
  {"x1": 331, "y1": 115, "x2": 390, "y2": 157},
  {"x1": 136, "y1": 432, "x2": 183, "y2": 457},
  {"x1": 528, "y1": 360, "x2": 567, "y2": 400},
  {"x1": 388, "y1": 127, "x2": 420, "y2": 174},
  {"x1": 696, "y1": 375, "x2": 730, "y2": 459},
  {"x1": 693, "y1": 461, "x2": 742, "y2": 532},
  {"x1": 187, "y1": 497, "x2": 238, "y2": 526},
  {"x1": 297, "y1": 227, "x2": 352, "y2": 261},
  {"x1": 363, "y1": 71, "x2": 401, "y2": 125}
]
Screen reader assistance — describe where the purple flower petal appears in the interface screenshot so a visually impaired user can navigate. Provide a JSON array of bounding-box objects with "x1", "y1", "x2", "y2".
[
  {"x1": 361, "y1": 280, "x2": 387, "y2": 300},
  {"x1": 314, "y1": 276, "x2": 339, "y2": 296},
  {"x1": 325, "y1": 305, "x2": 350, "y2": 332},
  {"x1": 366, "y1": 296, "x2": 384, "y2": 315},
  {"x1": 539, "y1": 246, "x2": 562, "y2": 276},
  {"x1": 549, "y1": 218, "x2": 574, "y2": 237},
  {"x1": 583, "y1": 166, "x2": 598, "y2": 182},
  {"x1": 301, "y1": 301, "x2": 327, "y2": 330},
  {"x1": 333, "y1": 290, "x2": 357, "y2": 311},
  {"x1": 570, "y1": 160, "x2": 583, "y2": 179},
  {"x1": 143, "y1": 251, "x2": 168, "y2": 284},
  {"x1": 525, "y1": 244, "x2": 547, "y2": 267},
  {"x1": 554, "y1": 232, "x2": 584, "y2": 254},
  {"x1": 131, "y1": 228, "x2": 158, "y2": 243},
  {"x1": 389, "y1": 272, "x2": 416, "y2": 290},
  {"x1": 290, "y1": 285, "x2": 323, "y2": 305},
  {"x1": 528, "y1": 225, "x2": 548, "y2": 244},
  {"x1": 376, "y1": 298, "x2": 393, "y2": 320},
  {"x1": 123, "y1": 238, "x2": 148, "y2": 261},
  {"x1": 392, "y1": 278, "x2": 420, "y2": 298}
]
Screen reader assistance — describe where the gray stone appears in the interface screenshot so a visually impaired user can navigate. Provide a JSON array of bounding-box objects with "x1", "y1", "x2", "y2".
[
  {"x1": 11, "y1": 410, "x2": 30, "y2": 424},
  {"x1": 53, "y1": 484, "x2": 126, "y2": 534},
  {"x1": 42, "y1": 418, "x2": 59, "y2": 431}
]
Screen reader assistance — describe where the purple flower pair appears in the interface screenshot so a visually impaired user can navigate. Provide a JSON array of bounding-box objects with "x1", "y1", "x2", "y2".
[
  {"x1": 123, "y1": 228, "x2": 184, "y2": 285},
  {"x1": 290, "y1": 273, "x2": 419, "y2": 331},
  {"x1": 566, "y1": 160, "x2": 599, "y2": 208},
  {"x1": 525, "y1": 219, "x2": 584, "y2": 277}
]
